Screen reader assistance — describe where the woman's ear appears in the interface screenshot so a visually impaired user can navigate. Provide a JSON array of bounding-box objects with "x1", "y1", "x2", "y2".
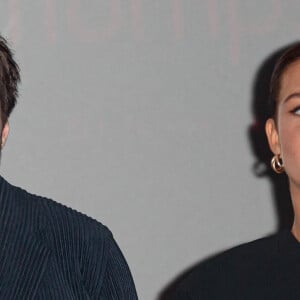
[
  {"x1": 1, "y1": 121, "x2": 9, "y2": 149},
  {"x1": 265, "y1": 118, "x2": 280, "y2": 154}
]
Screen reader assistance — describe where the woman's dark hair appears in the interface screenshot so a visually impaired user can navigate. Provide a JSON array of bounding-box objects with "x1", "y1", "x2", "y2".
[
  {"x1": 269, "y1": 43, "x2": 300, "y2": 118},
  {"x1": 0, "y1": 36, "x2": 20, "y2": 125}
]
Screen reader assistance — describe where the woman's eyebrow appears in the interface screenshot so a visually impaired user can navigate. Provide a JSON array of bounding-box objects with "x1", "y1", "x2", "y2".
[{"x1": 283, "y1": 92, "x2": 300, "y2": 103}]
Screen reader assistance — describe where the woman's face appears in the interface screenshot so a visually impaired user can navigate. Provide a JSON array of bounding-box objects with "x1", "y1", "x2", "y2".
[{"x1": 266, "y1": 60, "x2": 300, "y2": 190}]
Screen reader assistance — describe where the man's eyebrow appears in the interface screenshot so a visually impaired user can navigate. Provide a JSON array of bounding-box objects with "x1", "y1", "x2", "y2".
[{"x1": 283, "y1": 92, "x2": 300, "y2": 103}]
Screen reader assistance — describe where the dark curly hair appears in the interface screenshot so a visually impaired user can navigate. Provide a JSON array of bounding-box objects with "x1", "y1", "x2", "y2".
[
  {"x1": 269, "y1": 42, "x2": 300, "y2": 119},
  {"x1": 0, "y1": 36, "x2": 20, "y2": 125}
]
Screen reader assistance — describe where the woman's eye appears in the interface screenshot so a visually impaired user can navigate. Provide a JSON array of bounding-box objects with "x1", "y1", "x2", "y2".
[{"x1": 291, "y1": 107, "x2": 300, "y2": 115}]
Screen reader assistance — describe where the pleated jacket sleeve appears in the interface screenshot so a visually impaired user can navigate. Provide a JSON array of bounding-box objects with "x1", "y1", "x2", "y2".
[
  {"x1": 79, "y1": 222, "x2": 138, "y2": 299},
  {"x1": 99, "y1": 232, "x2": 138, "y2": 299},
  {"x1": 0, "y1": 177, "x2": 138, "y2": 299},
  {"x1": 24, "y1": 185, "x2": 138, "y2": 299}
]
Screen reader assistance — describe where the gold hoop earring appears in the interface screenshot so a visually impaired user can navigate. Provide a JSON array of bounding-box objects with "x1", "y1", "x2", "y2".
[{"x1": 271, "y1": 154, "x2": 284, "y2": 174}]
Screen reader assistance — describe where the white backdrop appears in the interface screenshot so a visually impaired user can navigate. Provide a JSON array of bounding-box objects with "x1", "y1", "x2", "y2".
[{"x1": 0, "y1": 1, "x2": 296, "y2": 299}]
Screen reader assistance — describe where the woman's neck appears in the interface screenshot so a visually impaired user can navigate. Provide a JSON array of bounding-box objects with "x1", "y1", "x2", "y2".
[{"x1": 290, "y1": 180, "x2": 300, "y2": 241}]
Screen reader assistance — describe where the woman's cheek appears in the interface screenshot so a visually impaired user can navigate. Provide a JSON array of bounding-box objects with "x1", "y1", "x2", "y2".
[{"x1": 281, "y1": 125, "x2": 300, "y2": 177}]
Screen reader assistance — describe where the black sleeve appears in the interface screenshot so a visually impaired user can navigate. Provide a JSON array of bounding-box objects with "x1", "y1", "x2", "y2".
[{"x1": 171, "y1": 286, "x2": 194, "y2": 300}]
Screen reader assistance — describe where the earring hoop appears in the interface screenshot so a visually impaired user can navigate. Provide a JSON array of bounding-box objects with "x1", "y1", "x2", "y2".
[{"x1": 271, "y1": 154, "x2": 284, "y2": 174}]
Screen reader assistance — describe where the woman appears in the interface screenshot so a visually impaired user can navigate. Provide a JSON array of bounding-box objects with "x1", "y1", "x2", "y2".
[
  {"x1": 172, "y1": 44, "x2": 300, "y2": 299},
  {"x1": 0, "y1": 36, "x2": 138, "y2": 299}
]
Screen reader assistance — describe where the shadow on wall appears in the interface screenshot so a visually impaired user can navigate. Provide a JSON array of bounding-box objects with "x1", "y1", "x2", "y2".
[{"x1": 157, "y1": 43, "x2": 296, "y2": 300}]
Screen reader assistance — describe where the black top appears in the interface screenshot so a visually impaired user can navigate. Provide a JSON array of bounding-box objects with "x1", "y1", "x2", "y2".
[
  {"x1": 172, "y1": 231, "x2": 300, "y2": 300},
  {"x1": 0, "y1": 175, "x2": 138, "y2": 299}
]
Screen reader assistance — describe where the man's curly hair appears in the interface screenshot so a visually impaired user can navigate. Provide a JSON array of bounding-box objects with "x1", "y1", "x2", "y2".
[{"x1": 0, "y1": 36, "x2": 20, "y2": 125}]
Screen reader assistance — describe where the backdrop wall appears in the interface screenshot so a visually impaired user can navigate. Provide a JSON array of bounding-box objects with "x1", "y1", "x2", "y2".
[{"x1": 0, "y1": 1, "x2": 296, "y2": 299}]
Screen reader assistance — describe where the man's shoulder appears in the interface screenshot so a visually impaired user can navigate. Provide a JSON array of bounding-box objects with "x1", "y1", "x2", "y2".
[
  {"x1": 39, "y1": 193, "x2": 110, "y2": 239},
  {"x1": 4, "y1": 177, "x2": 111, "y2": 242}
]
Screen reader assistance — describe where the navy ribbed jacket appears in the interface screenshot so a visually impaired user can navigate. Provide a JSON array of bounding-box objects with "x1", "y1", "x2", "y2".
[{"x1": 0, "y1": 176, "x2": 138, "y2": 299}]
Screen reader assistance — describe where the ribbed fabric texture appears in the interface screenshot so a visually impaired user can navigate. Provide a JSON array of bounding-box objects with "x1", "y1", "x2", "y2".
[{"x1": 0, "y1": 176, "x2": 138, "y2": 299}]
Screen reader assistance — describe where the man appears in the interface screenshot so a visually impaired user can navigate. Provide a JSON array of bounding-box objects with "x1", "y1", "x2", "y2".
[{"x1": 0, "y1": 35, "x2": 138, "y2": 299}]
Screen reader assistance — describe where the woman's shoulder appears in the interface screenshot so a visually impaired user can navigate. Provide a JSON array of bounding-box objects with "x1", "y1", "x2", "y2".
[
  {"x1": 219, "y1": 231, "x2": 284, "y2": 261},
  {"x1": 193, "y1": 232, "x2": 283, "y2": 274},
  {"x1": 172, "y1": 232, "x2": 286, "y2": 299}
]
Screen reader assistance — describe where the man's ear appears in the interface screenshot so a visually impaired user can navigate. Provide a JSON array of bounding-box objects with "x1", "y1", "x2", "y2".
[
  {"x1": 1, "y1": 121, "x2": 9, "y2": 149},
  {"x1": 265, "y1": 118, "x2": 280, "y2": 154}
]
